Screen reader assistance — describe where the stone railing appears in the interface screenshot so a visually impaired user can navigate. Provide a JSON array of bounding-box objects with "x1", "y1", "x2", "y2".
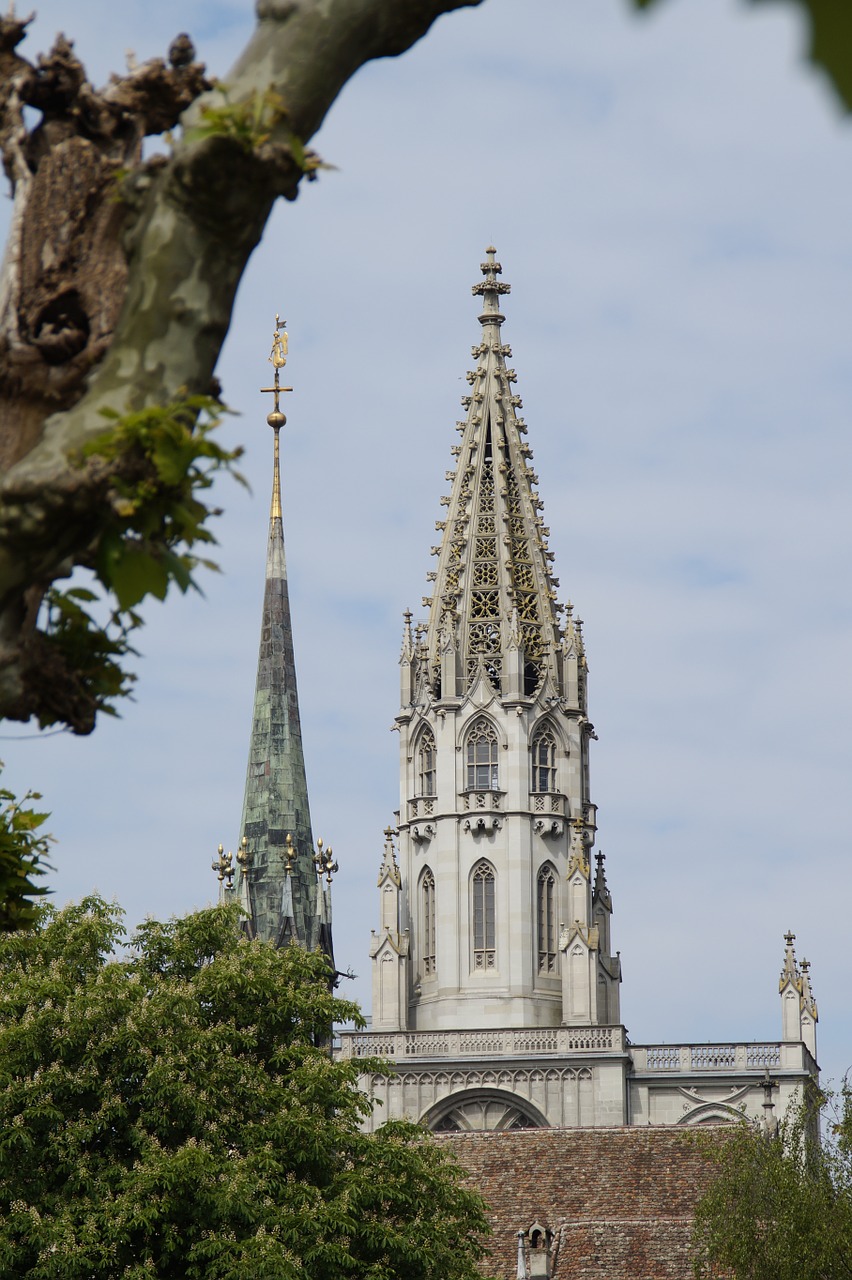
[
  {"x1": 337, "y1": 1024, "x2": 627, "y2": 1061},
  {"x1": 634, "y1": 1042, "x2": 784, "y2": 1072}
]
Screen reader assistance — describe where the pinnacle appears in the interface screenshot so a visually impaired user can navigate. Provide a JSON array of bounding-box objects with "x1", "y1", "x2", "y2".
[{"x1": 422, "y1": 250, "x2": 565, "y2": 701}]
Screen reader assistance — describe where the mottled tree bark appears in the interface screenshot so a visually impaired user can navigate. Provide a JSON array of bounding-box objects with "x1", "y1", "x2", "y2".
[{"x1": 0, "y1": 0, "x2": 484, "y2": 731}]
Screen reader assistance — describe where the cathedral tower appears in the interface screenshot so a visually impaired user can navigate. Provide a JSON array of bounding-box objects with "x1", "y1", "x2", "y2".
[
  {"x1": 373, "y1": 249, "x2": 620, "y2": 1033},
  {"x1": 342, "y1": 250, "x2": 818, "y2": 1135}
]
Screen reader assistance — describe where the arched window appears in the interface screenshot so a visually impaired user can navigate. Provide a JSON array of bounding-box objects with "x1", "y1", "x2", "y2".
[
  {"x1": 417, "y1": 730, "x2": 436, "y2": 798},
  {"x1": 531, "y1": 726, "x2": 557, "y2": 793},
  {"x1": 466, "y1": 719, "x2": 499, "y2": 791},
  {"x1": 537, "y1": 863, "x2": 557, "y2": 974},
  {"x1": 421, "y1": 868, "x2": 436, "y2": 976},
  {"x1": 471, "y1": 860, "x2": 496, "y2": 970}
]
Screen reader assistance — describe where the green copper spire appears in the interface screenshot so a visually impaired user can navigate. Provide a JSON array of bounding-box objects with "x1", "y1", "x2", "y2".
[{"x1": 232, "y1": 319, "x2": 318, "y2": 946}]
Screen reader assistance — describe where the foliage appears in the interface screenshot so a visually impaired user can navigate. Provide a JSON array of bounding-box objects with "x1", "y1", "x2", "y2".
[
  {"x1": 40, "y1": 586, "x2": 139, "y2": 723},
  {"x1": 185, "y1": 87, "x2": 290, "y2": 151},
  {"x1": 184, "y1": 87, "x2": 332, "y2": 178},
  {"x1": 0, "y1": 771, "x2": 51, "y2": 933},
  {"x1": 0, "y1": 899, "x2": 491, "y2": 1280},
  {"x1": 692, "y1": 1085, "x2": 852, "y2": 1280},
  {"x1": 632, "y1": 0, "x2": 852, "y2": 114},
  {"x1": 32, "y1": 395, "x2": 245, "y2": 731},
  {"x1": 81, "y1": 394, "x2": 244, "y2": 612}
]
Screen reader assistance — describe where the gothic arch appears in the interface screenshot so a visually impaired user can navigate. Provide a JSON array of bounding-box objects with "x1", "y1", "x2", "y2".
[
  {"x1": 536, "y1": 861, "x2": 559, "y2": 975},
  {"x1": 421, "y1": 1088, "x2": 549, "y2": 1133},
  {"x1": 463, "y1": 716, "x2": 501, "y2": 792},
  {"x1": 460, "y1": 710, "x2": 506, "y2": 750},
  {"x1": 529, "y1": 712, "x2": 568, "y2": 753},
  {"x1": 418, "y1": 865, "x2": 436, "y2": 977},
  {"x1": 530, "y1": 720, "x2": 562, "y2": 795},
  {"x1": 413, "y1": 725, "x2": 437, "y2": 798},
  {"x1": 470, "y1": 857, "x2": 497, "y2": 971},
  {"x1": 677, "y1": 1102, "x2": 747, "y2": 1126}
]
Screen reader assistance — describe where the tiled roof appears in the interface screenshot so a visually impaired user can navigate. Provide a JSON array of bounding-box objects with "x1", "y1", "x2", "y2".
[{"x1": 436, "y1": 1126, "x2": 727, "y2": 1280}]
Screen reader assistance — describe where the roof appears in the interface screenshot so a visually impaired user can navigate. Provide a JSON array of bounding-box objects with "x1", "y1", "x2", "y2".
[{"x1": 435, "y1": 1126, "x2": 727, "y2": 1280}]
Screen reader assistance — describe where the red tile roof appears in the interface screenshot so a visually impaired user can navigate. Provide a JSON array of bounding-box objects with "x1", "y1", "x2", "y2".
[{"x1": 436, "y1": 1126, "x2": 727, "y2": 1279}]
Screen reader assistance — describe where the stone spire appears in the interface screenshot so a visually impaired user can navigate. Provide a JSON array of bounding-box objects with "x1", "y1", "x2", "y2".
[
  {"x1": 778, "y1": 931, "x2": 818, "y2": 1058},
  {"x1": 425, "y1": 248, "x2": 563, "y2": 699},
  {"x1": 232, "y1": 319, "x2": 318, "y2": 946}
]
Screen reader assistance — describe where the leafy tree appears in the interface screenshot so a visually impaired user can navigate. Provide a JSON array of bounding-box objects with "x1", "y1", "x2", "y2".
[
  {"x1": 0, "y1": 769, "x2": 50, "y2": 932},
  {"x1": 0, "y1": 898, "x2": 491, "y2": 1280},
  {"x1": 692, "y1": 1086, "x2": 852, "y2": 1280}
]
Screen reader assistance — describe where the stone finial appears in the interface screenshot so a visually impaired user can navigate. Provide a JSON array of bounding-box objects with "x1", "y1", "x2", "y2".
[
  {"x1": 799, "y1": 959, "x2": 818, "y2": 1020},
  {"x1": 472, "y1": 244, "x2": 511, "y2": 326},
  {"x1": 378, "y1": 826, "x2": 401, "y2": 886},
  {"x1": 400, "y1": 609, "x2": 414, "y2": 662},
  {"x1": 779, "y1": 930, "x2": 799, "y2": 989}
]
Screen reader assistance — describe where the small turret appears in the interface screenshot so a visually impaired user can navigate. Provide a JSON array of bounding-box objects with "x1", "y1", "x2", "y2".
[
  {"x1": 370, "y1": 827, "x2": 410, "y2": 1030},
  {"x1": 778, "y1": 931, "x2": 817, "y2": 1059}
]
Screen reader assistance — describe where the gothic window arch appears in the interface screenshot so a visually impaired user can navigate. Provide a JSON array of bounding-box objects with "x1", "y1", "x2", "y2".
[
  {"x1": 465, "y1": 718, "x2": 499, "y2": 791},
  {"x1": 531, "y1": 724, "x2": 557, "y2": 793},
  {"x1": 420, "y1": 867, "x2": 436, "y2": 977},
  {"x1": 537, "y1": 862, "x2": 558, "y2": 974},
  {"x1": 416, "y1": 728, "x2": 436, "y2": 798},
  {"x1": 471, "y1": 859, "x2": 496, "y2": 971}
]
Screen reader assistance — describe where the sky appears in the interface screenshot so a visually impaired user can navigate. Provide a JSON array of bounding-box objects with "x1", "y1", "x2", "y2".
[{"x1": 3, "y1": 0, "x2": 851, "y2": 1089}]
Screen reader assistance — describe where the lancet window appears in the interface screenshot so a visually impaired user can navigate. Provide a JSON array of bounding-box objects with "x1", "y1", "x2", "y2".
[
  {"x1": 471, "y1": 860, "x2": 496, "y2": 970},
  {"x1": 466, "y1": 719, "x2": 499, "y2": 791},
  {"x1": 417, "y1": 730, "x2": 437, "y2": 798},
  {"x1": 421, "y1": 868, "x2": 436, "y2": 976},
  {"x1": 537, "y1": 863, "x2": 558, "y2": 974},
  {"x1": 531, "y1": 726, "x2": 557, "y2": 793}
]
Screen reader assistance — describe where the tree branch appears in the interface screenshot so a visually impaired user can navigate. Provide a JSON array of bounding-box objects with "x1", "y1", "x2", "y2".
[{"x1": 0, "y1": 0, "x2": 485, "y2": 731}]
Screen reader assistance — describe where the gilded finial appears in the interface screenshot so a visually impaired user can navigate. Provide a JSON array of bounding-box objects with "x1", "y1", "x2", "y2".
[
  {"x1": 261, "y1": 315, "x2": 295, "y2": 521},
  {"x1": 212, "y1": 843, "x2": 234, "y2": 888},
  {"x1": 314, "y1": 837, "x2": 339, "y2": 884},
  {"x1": 236, "y1": 835, "x2": 251, "y2": 873},
  {"x1": 261, "y1": 314, "x2": 293, "y2": 429},
  {"x1": 270, "y1": 315, "x2": 288, "y2": 370},
  {"x1": 283, "y1": 832, "x2": 295, "y2": 874}
]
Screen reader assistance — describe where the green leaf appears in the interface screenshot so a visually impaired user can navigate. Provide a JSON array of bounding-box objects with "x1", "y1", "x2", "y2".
[{"x1": 108, "y1": 549, "x2": 170, "y2": 610}]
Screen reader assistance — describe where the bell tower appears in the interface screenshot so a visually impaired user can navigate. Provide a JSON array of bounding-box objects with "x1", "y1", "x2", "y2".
[{"x1": 376, "y1": 249, "x2": 621, "y2": 1032}]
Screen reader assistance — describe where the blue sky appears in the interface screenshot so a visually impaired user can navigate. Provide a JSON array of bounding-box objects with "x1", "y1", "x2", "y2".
[{"x1": 3, "y1": 0, "x2": 851, "y2": 1087}]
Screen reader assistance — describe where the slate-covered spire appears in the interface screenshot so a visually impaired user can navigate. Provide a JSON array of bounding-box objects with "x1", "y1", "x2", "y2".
[
  {"x1": 425, "y1": 248, "x2": 563, "y2": 699},
  {"x1": 232, "y1": 319, "x2": 317, "y2": 946}
]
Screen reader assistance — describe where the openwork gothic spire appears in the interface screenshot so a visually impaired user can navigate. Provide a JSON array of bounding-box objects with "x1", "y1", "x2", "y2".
[
  {"x1": 231, "y1": 320, "x2": 318, "y2": 947},
  {"x1": 424, "y1": 249, "x2": 564, "y2": 698}
]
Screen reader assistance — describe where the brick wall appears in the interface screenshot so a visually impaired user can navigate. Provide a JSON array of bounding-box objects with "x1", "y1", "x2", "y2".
[{"x1": 436, "y1": 1126, "x2": 726, "y2": 1280}]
